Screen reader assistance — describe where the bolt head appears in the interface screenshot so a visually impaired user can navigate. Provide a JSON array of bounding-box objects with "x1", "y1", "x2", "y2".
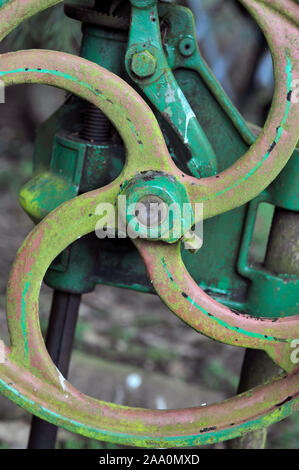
[
  {"x1": 136, "y1": 195, "x2": 168, "y2": 228},
  {"x1": 131, "y1": 50, "x2": 157, "y2": 78}
]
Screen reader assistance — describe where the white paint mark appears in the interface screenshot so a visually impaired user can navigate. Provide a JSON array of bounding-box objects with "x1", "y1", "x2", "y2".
[{"x1": 126, "y1": 373, "x2": 142, "y2": 389}]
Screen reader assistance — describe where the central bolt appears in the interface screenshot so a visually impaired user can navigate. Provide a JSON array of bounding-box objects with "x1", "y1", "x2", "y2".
[{"x1": 135, "y1": 195, "x2": 168, "y2": 228}]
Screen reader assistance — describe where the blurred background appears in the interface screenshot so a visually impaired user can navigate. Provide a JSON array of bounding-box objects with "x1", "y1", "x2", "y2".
[{"x1": 0, "y1": 0, "x2": 298, "y2": 449}]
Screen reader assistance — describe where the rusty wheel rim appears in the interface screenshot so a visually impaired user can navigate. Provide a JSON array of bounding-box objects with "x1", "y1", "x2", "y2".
[{"x1": 0, "y1": 0, "x2": 298, "y2": 447}]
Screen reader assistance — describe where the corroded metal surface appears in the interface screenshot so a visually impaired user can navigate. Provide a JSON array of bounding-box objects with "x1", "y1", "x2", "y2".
[
  {"x1": 0, "y1": 347, "x2": 298, "y2": 447},
  {"x1": 0, "y1": 0, "x2": 298, "y2": 447},
  {"x1": 0, "y1": 0, "x2": 298, "y2": 221},
  {"x1": 136, "y1": 241, "x2": 299, "y2": 373},
  {"x1": 265, "y1": 209, "x2": 299, "y2": 276}
]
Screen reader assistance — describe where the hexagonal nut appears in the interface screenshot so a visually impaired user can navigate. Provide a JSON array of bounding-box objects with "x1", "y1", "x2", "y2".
[{"x1": 131, "y1": 50, "x2": 157, "y2": 78}]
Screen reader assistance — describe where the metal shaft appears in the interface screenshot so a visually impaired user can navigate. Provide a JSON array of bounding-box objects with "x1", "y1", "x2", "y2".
[{"x1": 27, "y1": 290, "x2": 81, "y2": 449}]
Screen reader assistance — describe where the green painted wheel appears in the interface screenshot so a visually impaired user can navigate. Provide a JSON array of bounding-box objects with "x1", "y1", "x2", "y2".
[{"x1": 0, "y1": 0, "x2": 298, "y2": 448}]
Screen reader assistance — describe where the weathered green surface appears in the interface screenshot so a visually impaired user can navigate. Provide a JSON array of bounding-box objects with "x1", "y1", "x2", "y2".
[
  {"x1": 238, "y1": 188, "x2": 299, "y2": 317},
  {"x1": 227, "y1": 349, "x2": 280, "y2": 449},
  {"x1": 0, "y1": 0, "x2": 298, "y2": 448},
  {"x1": 126, "y1": 0, "x2": 218, "y2": 178}
]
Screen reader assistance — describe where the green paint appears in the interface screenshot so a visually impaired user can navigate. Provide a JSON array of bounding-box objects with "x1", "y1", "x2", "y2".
[
  {"x1": 0, "y1": 67, "x2": 103, "y2": 97},
  {"x1": 121, "y1": 172, "x2": 193, "y2": 242},
  {"x1": 0, "y1": 375, "x2": 298, "y2": 447},
  {"x1": 19, "y1": 172, "x2": 78, "y2": 223},
  {"x1": 131, "y1": 50, "x2": 157, "y2": 78},
  {"x1": 158, "y1": 2, "x2": 256, "y2": 148},
  {"x1": 217, "y1": 276, "x2": 230, "y2": 291}
]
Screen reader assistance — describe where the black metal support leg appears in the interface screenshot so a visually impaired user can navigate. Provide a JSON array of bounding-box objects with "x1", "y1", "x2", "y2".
[{"x1": 27, "y1": 290, "x2": 81, "y2": 449}]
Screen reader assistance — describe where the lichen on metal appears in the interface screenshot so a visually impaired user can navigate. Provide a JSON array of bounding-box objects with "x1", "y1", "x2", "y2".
[{"x1": 0, "y1": 0, "x2": 298, "y2": 448}]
